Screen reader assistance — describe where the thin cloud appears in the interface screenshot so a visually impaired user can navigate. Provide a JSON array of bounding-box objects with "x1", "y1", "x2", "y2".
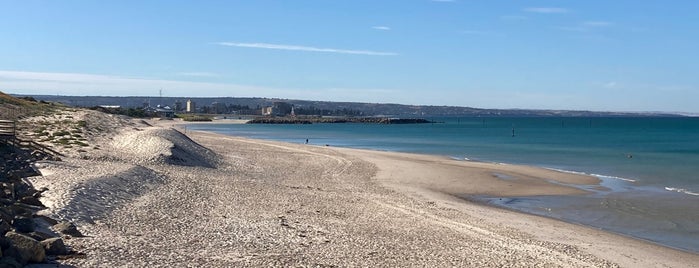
[
  {"x1": 524, "y1": 7, "x2": 569, "y2": 14},
  {"x1": 216, "y1": 42, "x2": 397, "y2": 56},
  {"x1": 0, "y1": 70, "x2": 400, "y2": 103},
  {"x1": 556, "y1": 26, "x2": 588, "y2": 32},
  {"x1": 177, "y1": 72, "x2": 219, "y2": 77},
  {"x1": 603, "y1": 81, "x2": 618, "y2": 88},
  {"x1": 0, "y1": 70, "x2": 260, "y2": 96},
  {"x1": 460, "y1": 30, "x2": 504, "y2": 37},
  {"x1": 372, "y1": 26, "x2": 391, "y2": 31},
  {"x1": 557, "y1": 21, "x2": 613, "y2": 32},
  {"x1": 583, "y1": 21, "x2": 613, "y2": 27},
  {"x1": 501, "y1": 15, "x2": 528, "y2": 21}
]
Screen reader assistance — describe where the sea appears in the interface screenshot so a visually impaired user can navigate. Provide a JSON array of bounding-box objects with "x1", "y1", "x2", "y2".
[{"x1": 187, "y1": 117, "x2": 699, "y2": 253}]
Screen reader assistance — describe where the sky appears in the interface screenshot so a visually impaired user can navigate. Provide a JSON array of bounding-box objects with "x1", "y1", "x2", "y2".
[{"x1": 1, "y1": 0, "x2": 698, "y2": 113}]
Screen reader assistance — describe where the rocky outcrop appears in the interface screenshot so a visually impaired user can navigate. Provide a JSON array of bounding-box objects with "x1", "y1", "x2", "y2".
[
  {"x1": 4, "y1": 231, "x2": 45, "y2": 264},
  {"x1": 52, "y1": 222, "x2": 83, "y2": 238},
  {"x1": 40, "y1": 237, "x2": 68, "y2": 255},
  {"x1": 0, "y1": 143, "x2": 76, "y2": 266}
]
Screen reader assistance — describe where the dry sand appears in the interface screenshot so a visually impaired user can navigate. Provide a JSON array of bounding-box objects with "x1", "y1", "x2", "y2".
[{"x1": 26, "y1": 114, "x2": 698, "y2": 267}]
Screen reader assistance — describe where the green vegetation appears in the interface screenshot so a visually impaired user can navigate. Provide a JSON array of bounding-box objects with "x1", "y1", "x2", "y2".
[
  {"x1": 176, "y1": 114, "x2": 213, "y2": 122},
  {"x1": 0, "y1": 91, "x2": 59, "y2": 120},
  {"x1": 88, "y1": 106, "x2": 148, "y2": 118},
  {"x1": 55, "y1": 137, "x2": 74, "y2": 145},
  {"x1": 73, "y1": 141, "x2": 89, "y2": 147},
  {"x1": 52, "y1": 130, "x2": 71, "y2": 137}
]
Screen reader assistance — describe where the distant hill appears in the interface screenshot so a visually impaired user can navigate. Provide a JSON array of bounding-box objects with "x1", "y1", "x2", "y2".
[
  {"x1": 13, "y1": 94, "x2": 682, "y2": 118},
  {"x1": 0, "y1": 91, "x2": 57, "y2": 120}
]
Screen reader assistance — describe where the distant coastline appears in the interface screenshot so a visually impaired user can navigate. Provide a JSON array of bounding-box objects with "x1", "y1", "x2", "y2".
[{"x1": 13, "y1": 94, "x2": 687, "y2": 118}]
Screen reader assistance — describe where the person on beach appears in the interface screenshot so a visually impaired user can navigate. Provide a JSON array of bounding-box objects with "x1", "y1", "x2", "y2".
[{"x1": 305, "y1": 139, "x2": 308, "y2": 144}]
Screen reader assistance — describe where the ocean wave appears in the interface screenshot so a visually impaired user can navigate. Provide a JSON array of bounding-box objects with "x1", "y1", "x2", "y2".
[
  {"x1": 544, "y1": 168, "x2": 637, "y2": 182},
  {"x1": 664, "y1": 187, "x2": 699, "y2": 196},
  {"x1": 591, "y1": 174, "x2": 637, "y2": 182},
  {"x1": 545, "y1": 167, "x2": 587, "y2": 176}
]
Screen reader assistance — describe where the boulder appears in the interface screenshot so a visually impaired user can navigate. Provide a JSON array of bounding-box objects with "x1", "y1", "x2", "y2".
[
  {"x1": 5, "y1": 204, "x2": 30, "y2": 218},
  {"x1": 0, "y1": 256, "x2": 22, "y2": 268},
  {"x1": 0, "y1": 220, "x2": 10, "y2": 236},
  {"x1": 18, "y1": 196, "x2": 43, "y2": 207},
  {"x1": 0, "y1": 237, "x2": 11, "y2": 250},
  {"x1": 4, "y1": 231, "x2": 45, "y2": 264},
  {"x1": 33, "y1": 215, "x2": 57, "y2": 226},
  {"x1": 11, "y1": 217, "x2": 34, "y2": 233},
  {"x1": 25, "y1": 231, "x2": 53, "y2": 242},
  {"x1": 0, "y1": 210, "x2": 11, "y2": 225},
  {"x1": 40, "y1": 237, "x2": 68, "y2": 255},
  {"x1": 52, "y1": 222, "x2": 83, "y2": 237}
]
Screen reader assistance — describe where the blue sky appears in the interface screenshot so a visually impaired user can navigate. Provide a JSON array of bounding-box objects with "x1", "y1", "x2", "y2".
[{"x1": 1, "y1": 0, "x2": 698, "y2": 113}]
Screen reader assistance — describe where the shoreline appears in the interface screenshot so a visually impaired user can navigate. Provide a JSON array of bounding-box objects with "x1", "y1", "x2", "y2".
[
  {"x1": 179, "y1": 120, "x2": 699, "y2": 255},
  {"x1": 185, "y1": 125, "x2": 698, "y2": 258},
  {"x1": 29, "y1": 115, "x2": 698, "y2": 266}
]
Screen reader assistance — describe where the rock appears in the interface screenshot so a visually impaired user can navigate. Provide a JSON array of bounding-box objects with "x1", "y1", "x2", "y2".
[
  {"x1": 12, "y1": 183, "x2": 34, "y2": 199},
  {"x1": 0, "y1": 199, "x2": 12, "y2": 206},
  {"x1": 0, "y1": 211, "x2": 11, "y2": 226},
  {"x1": 52, "y1": 222, "x2": 83, "y2": 237},
  {"x1": 0, "y1": 256, "x2": 22, "y2": 268},
  {"x1": 0, "y1": 237, "x2": 11, "y2": 250},
  {"x1": 11, "y1": 217, "x2": 34, "y2": 233},
  {"x1": 25, "y1": 231, "x2": 53, "y2": 242},
  {"x1": 5, "y1": 205, "x2": 30, "y2": 218},
  {"x1": 4, "y1": 232, "x2": 45, "y2": 264},
  {"x1": 33, "y1": 215, "x2": 57, "y2": 226},
  {"x1": 0, "y1": 220, "x2": 10, "y2": 236},
  {"x1": 40, "y1": 237, "x2": 68, "y2": 256},
  {"x1": 18, "y1": 196, "x2": 43, "y2": 207}
]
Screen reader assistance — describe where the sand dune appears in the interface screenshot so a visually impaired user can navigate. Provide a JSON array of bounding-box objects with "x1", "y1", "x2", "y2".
[{"x1": 110, "y1": 128, "x2": 219, "y2": 168}]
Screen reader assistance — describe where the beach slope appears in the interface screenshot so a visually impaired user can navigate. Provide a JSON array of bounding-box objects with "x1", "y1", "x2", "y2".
[{"x1": 29, "y1": 117, "x2": 697, "y2": 267}]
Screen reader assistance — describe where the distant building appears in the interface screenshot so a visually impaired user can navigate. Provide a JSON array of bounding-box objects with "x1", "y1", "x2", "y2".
[
  {"x1": 262, "y1": 106, "x2": 273, "y2": 116},
  {"x1": 262, "y1": 102, "x2": 293, "y2": 116},
  {"x1": 174, "y1": 100, "x2": 183, "y2": 112},
  {"x1": 98, "y1": 105, "x2": 121, "y2": 109},
  {"x1": 155, "y1": 107, "x2": 175, "y2": 118},
  {"x1": 186, "y1": 99, "x2": 196, "y2": 113},
  {"x1": 211, "y1": 102, "x2": 227, "y2": 114}
]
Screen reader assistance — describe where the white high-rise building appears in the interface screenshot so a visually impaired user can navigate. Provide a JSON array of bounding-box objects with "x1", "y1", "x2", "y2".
[{"x1": 186, "y1": 99, "x2": 196, "y2": 113}]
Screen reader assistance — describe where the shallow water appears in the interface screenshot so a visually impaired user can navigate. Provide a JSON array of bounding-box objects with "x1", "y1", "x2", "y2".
[
  {"x1": 188, "y1": 116, "x2": 699, "y2": 252},
  {"x1": 472, "y1": 180, "x2": 699, "y2": 253}
]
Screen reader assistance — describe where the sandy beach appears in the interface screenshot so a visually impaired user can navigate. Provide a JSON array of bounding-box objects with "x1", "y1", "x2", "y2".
[{"x1": 26, "y1": 114, "x2": 698, "y2": 267}]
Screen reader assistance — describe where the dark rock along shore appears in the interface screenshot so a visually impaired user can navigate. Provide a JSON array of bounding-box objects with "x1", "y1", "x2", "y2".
[
  {"x1": 0, "y1": 142, "x2": 80, "y2": 266},
  {"x1": 247, "y1": 117, "x2": 434, "y2": 124}
]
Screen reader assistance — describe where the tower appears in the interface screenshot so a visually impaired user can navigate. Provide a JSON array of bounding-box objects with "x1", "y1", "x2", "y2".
[{"x1": 186, "y1": 99, "x2": 196, "y2": 113}]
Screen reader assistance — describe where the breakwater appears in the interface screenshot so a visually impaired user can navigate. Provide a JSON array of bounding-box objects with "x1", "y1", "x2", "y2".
[{"x1": 247, "y1": 117, "x2": 433, "y2": 124}]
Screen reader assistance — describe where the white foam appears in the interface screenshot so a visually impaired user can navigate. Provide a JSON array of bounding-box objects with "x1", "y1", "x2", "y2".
[
  {"x1": 665, "y1": 187, "x2": 699, "y2": 196},
  {"x1": 544, "y1": 168, "x2": 637, "y2": 183},
  {"x1": 591, "y1": 173, "x2": 637, "y2": 182},
  {"x1": 545, "y1": 167, "x2": 587, "y2": 176}
]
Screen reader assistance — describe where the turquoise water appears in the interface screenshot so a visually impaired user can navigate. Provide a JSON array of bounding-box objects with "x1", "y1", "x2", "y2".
[{"x1": 188, "y1": 117, "x2": 699, "y2": 252}]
